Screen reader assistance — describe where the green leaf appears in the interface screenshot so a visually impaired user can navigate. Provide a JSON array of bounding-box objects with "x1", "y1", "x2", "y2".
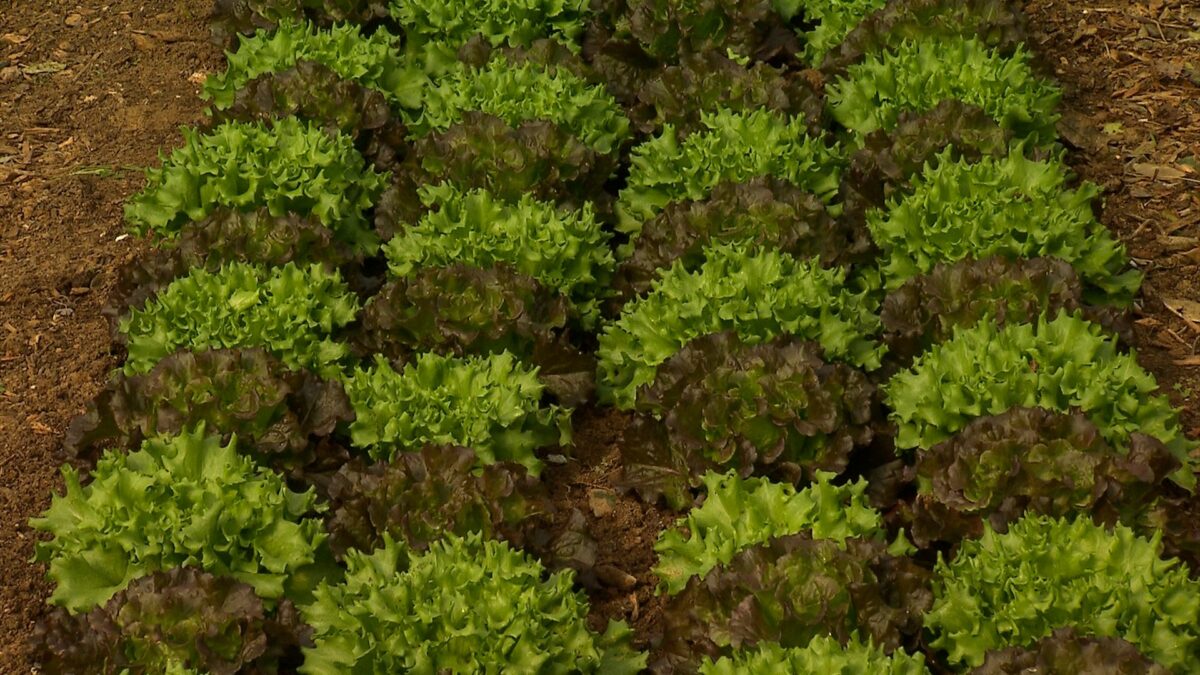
[
  {"x1": 654, "y1": 471, "x2": 886, "y2": 594},
  {"x1": 413, "y1": 53, "x2": 629, "y2": 153},
  {"x1": 382, "y1": 184, "x2": 613, "y2": 327},
  {"x1": 344, "y1": 352, "x2": 571, "y2": 474},
  {"x1": 926, "y1": 514, "x2": 1200, "y2": 672},
  {"x1": 597, "y1": 243, "x2": 884, "y2": 409},
  {"x1": 124, "y1": 118, "x2": 388, "y2": 254},
  {"x1": 617, "y1": 108, "x2": 844, "y2": 249},
  {"x1": 828, "y1": 36, "x2": 1061, "y2": 145},
  {"x1": 203, "y1": 20, "x2": 421, "y2": 110},
  {"x1": 30, "y1": 428, "x2": 327, "y2": 612},
  {"x1": 389, "y1": 0, "x2": 590, "y2": 77},
  {"x1": 301, "y1": 533, "x2": 645, "y2": 673},
  {"x1": 867, "y1": 147, "x2": 1140, "y2": 301},
  {"x1": 118, "y1": 262, "x2": 359, "y2": 379},
  {"x1": 885, "y1": 312, "x2": 1197, "y2": 489},
  {"x1": 699, "y1": 636, "x2": 929, "y2": 674}
]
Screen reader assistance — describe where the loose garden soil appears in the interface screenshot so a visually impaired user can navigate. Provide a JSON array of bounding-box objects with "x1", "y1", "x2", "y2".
[{"x1": 0, "y1": 0, "x2": 1197, "y2": 670}]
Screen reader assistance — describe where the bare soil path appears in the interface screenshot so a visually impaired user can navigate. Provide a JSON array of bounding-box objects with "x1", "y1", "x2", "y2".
[{"x1": 0, "y1": 0, "x2": 219, "y2": 667}]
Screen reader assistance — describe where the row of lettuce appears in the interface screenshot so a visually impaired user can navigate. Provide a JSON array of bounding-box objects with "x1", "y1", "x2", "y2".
[{"x1": 29, "y1": 0, "x2": 1200, "y2": 672}]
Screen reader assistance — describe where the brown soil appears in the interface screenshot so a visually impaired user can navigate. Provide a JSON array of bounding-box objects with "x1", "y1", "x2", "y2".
[
  {"x1": 0, "y1": 0, "x2": 220, "y2": 668},
  {"x1": 0, "y1": 0, "x2": 1198, "y2": 671},
  {"x1": 1023, "y1": 0, "x2": 1200, "y2": 432}
]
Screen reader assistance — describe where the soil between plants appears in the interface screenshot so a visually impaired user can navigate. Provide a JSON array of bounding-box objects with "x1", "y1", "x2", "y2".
[{"x1": 0, "y1": 0, "x2": 1198, "y2": 670}]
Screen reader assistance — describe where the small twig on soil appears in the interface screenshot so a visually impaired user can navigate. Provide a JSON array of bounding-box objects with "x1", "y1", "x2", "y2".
[{"x1": 1163, "y1": 300, "x2": 1200, "y2": 335}]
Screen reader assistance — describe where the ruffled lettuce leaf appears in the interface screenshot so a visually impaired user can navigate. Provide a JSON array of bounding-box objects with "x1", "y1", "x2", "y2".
[
  {"x1": 867, "y1": 147, "x2": 1140, "y2": 301},
  {"x1": 908, "y1": 407, "x2": 1180, "y2": 548},
  {"x1": 827, "y1": 36, "x2": 1061, "y2": 145},
  {"x1": 300, "y1": 533, "x2": 645, "y2": 673},
  {"x1": 203, "y1": 20, "x2": 420, "y2": 110},
  {"x1": 374, "y1": 112, "x2": 616, "y2": 237},
  {"x1": 117, "y1": 261, "x2": 359, "y2": 379},
  {"x1": 885, "y1": 312, "x2": 1198, "y2": 489},
  {"x1": 614, "y1": 177, "x2": 872, "y2": 303},
  {"x1": 598, "y1": 243, "x2": 884, "y2": 409},
  {"x1": 382, "y1": 184, "x2": 613, "y2": 326},
  {"x1": 882, "y1": 257, "x2": 1133, "y2": 363},
  {"x1": 587, "y1": 0, "x2": 801, "y2": 64},
  {"x1": 699, "y1": 636, "x2": 929, "y2": 674},
  {"x1": 64, "y1": 348, "x2": 353, "y2": 481},
  {"x1": 787, "y1": 0, "x2": 887, "y2": 64},
  {"x1": 617, "y1": 108, "x2": 843, "y2": 247},
  {"x1": 654, "y1": 471, "x2": 887, "y2": 594},
  {"x1": 840, "y1": 100, "x2": 1013, "y2": 220},
  {"x1": 655, "y1": 533, "x2": 930, "y2": 671},
  {"x1": 623, "y1": 334, "x2": 875, "y2": 499},
  {"x1": 926, "y1": 514, "x2": 1200, "y2": 671},
  {"x1": 110, "y1": 208, "x2": 361, "y2": 321},
  {"x1": 354, "y1": 264, "x2": 593, "y2": 403},
  {"x1": 124, "y1": 118, "x2": 388, "y2": 254},
  {"x1": 819, "y1": 0, "x2": 1027, "y2": 76},
  {"x1": 31, "y1": 428, "x2": 328, "y2": 612},
  {"x1": 390, "y1": 0, "x2": 590, "y2": 77},
  {"x1": 344, "y1": 352, "x2": 571, "y2": 474},
  {"x1": 208, "y1": 60, "x2": 408, "y2": 169},
  {"x1": 628, "y1": 52, "x2": 823, "y2": 135},
  {"x1": 325, "y1": 445, "x2": 550, "y2": 557},
  {"x1": 31, "y1": 567, "x2": 309, "y2": 674},
  {"x1": 973, "y1": 626, "x2": 1171, "y2": 674},
  {"x1": 413, "y1": 53, "x2": 630, "y2": 153}
]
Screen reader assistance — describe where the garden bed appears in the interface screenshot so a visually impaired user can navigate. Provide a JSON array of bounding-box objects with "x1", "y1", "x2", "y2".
[{"x1": 1, "y1": 0, "x2": 1198, "y2": 671}]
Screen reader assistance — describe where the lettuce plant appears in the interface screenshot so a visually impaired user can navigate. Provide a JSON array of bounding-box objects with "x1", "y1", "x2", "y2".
[
  {"x1": 598, "y1": 243, "x2": 884, "y2": 409},
  {"x1": 827, "y1": 36, "x2": 1061, "y2": 145},
  {"x1": 629, "y1": 52, "x2": 823, "y2": 135},
  {"x1": 590, "y1": 0, "x2": 800, "y2": 64},
  {"x1": 867, "y1": 148, "x2": 1140, "y2": 300},
  {"x1": 118, "y1": 261, "x2": 359, "y2": 379},
  {"x1": 655, "y1": 533, "x2": 930, "y2": 671},
  {"x1": 628, "y1": 334, "x2": 875, "y2": 495},
  {"x1": 654, "y1": 471, "x2": 886, "y2": 594},
  {"x1": 383, "y1": 184, "x2": 613, "y2": 325},
  {"x1": 325, "y1": 445, "x2": 550, "y2": 558},
  {"x1": 31, "y1": 428, "x2": 327, "y2": 612},
  {"x1": 31, "y1": 567, "x2": 308, "y2": 674},
  {"x1": 787, "y1": 0, "x2": 887, "y2": 64},
  {"x1": 124, "y1": 118, "x2": 387, "y2": 254},
  {"x1": 617, "y1": 108, "x2": 843, "y2": 246},
  {"x1": 926, "y1": 515, "x2": 1200, "y2": 671},
  {"x1": 819, "y1": 0, "x2": 1027, "y2": 76},
  {"x1": 699, "y1": 636, "x2": 929, "y2": 674},
  {"x1": 390, "y1": 0, "x2": 590, "y2": 76},
  {"x1": 375, "y1": 113, "x2": 616, "y2": 237},
  {"x1": 974, "y1": 627, "x2": 1171, "y2": 674},
  {"x1": 344, "y1": 353, "x2": 571, "y2": 474},
  {"x1": 885, "y1": 312, "x2": 1197, "y2": 488},
  {"x1": 413, "y1": 53, "x2": 630, "y2": 153},
  {"x1": 301, "y1": 533, "x2": 645, "y2": 673},
  {"x1": 357, "y1": 263, "x2": 573, "y2": 361},
  {"x1": 841, "y1": 100, "x2": 1012, "y2": 216},
  {"x1": 614, "y1": 177, "x2": 872, "y2": 302},
  {"x1": 882, "y1": 257, "x2": 1131, "y2": 363},
  {"x1": 209, "y1": 60, "x2": 408, "y2": 168},
  {"x1": 203, "y1": 20, "x2": 420, "y2": 110},
  {"x1": 64, "y1": 348, "x2": 353, "y2": 479},
  {"x1": 210, "y1": 0, "x2": 388, "y2": 46},
  {"x1": 908, "y1": 407, "x2": 1179, "y2": 548},
  {"x1": 111, "y1": 208, "x2": 360, "y2": 319}
]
